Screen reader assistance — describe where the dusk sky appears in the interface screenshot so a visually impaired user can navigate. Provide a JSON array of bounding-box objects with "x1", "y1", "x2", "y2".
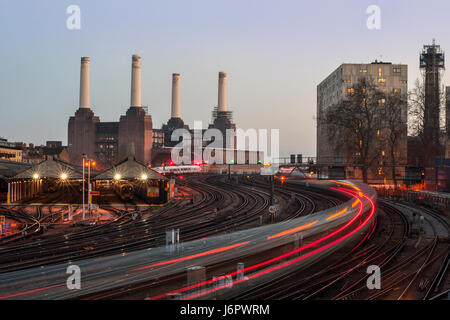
[{"x1": 1, "y1": 0, "x2": 450, "y2": 157}]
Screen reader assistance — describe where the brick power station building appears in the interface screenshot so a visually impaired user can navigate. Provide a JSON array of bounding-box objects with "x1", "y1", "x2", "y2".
[
  {"x1": 68, "y1": 55, "x2": 152, "y2": 168},
  {"x1": 68, "y1": 56, "x2": 238, "y2": 169}
]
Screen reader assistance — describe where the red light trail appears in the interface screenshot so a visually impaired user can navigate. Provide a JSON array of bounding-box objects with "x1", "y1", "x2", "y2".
[
  {"x1": 131, "y1": 241, "x2": 251, "y2": 271},
  {"x1": 148, "y1": 187, "x2": 374, "y2": 300}
]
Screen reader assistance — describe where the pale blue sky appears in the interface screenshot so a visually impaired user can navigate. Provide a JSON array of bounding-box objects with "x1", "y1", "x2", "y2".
[{"x1": 1, "y1": 0, "x2": 450, "y2": 156}]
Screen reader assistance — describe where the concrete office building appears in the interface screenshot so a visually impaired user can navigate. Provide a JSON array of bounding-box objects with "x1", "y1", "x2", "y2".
[{"x1": 317, "y1": 62, "x2": 408, "y2": 183}]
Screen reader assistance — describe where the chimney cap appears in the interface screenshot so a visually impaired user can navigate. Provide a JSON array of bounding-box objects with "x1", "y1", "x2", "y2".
[
  {"x1": 219, "y1": 71, "x2": 227, "y2": 78},
  {"x1": 81, "y1": 57, "x2": 90, "y2": 62},
  {"x1": 132, "y1": 54, "x2": 141, "y2": 60}
]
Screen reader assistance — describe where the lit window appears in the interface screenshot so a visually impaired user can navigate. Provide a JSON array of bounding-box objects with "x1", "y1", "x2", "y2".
[
  {"x1": 378, "y1": 78, "x2": 386, "y2": 84},
  {"x1": 378, "y1": 67, "x2": 382, "y2": 77},
  {"x1": 360, "y1": 69, "x2": 368, "y2": 73},
  {"x1": 393, "y1": 88, "x2": 400, "y2": 94},
  {"x1": 347, "y1": 87, "x2": 354, "y2": 95}
]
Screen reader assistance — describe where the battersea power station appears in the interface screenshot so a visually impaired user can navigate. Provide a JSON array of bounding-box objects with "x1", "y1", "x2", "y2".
[{"x1": 68, "y1": 55, "x2": 243, "y2": 170}]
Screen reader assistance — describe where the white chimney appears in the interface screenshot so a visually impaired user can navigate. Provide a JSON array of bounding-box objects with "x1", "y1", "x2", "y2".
[
  {"x1": 218, "y1": 71, "x2": 227, "y2": 112},
  {"x1": 79, "y1": 57, "x2": 90, "y2": 108},
  {"x1": 130, "y1": 54, "x2": 142, "y2": 107},
  {"x1": 171, "y1": 73, "x2": 181, "y2": 118}
]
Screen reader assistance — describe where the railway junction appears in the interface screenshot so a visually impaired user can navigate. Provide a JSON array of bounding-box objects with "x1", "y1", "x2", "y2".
[{"x1": 0, "y1": 167, "x2": 448, "y2": 301}]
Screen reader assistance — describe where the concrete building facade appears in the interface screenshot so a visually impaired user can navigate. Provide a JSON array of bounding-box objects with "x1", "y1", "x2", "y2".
[
  {"x1": 317, "y1": 62, "x2": 408, "y2": 183},
  {"x1": 0, "y1": 146, "x2": 22, "y2": 162}
]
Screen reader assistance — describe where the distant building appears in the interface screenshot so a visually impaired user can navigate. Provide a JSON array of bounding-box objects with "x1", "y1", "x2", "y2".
[
  {"x1": 22, "y1": 151, "x2": 43, "y2": 165},
  {"x1": 0, "y1": 145, "x2": 22, "y2": 162},
  {"x1": 94, "y1": 122, "x2": 119, "y2": 167},
  {"x1": 317, "y1": 62, "x2": 408, "y2": 183},
  {"x1": 46, "y1": 141, "x2": 62, "y2": 148},
  {"x1": 43, "y1": 145, "x2": 69, "y2": 162},
  {"x1": 152, "y1": 129, "x2": 165, "y2": 148}
]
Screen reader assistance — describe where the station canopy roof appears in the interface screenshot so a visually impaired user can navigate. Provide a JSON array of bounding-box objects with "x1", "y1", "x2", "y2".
[
  {"x1": 11, "y1": 157, "x2": 83, "y2": 180},
  {"x1": 0, "y1": 160, "x2": 31, "y2": 178},
  {"x1": 94, "y1": 156, "x2": 168, "y2": 181}
]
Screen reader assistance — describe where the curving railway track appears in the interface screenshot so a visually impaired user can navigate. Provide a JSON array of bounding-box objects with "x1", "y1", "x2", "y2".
[
  {"x1": 227, "y1": 197, "x2": 449, "y2": 301},
  {"x1": 0, "y1": 175, "x2": 342, "y2": 273}
]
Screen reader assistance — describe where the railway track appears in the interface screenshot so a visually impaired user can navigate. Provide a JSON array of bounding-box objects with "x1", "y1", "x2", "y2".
[
  {"x1": 0, "y1": 175, "x2": 344, "y2": 276},
  {"x1": 229, "y1": 197, "x2": 449, "y2": 300}
]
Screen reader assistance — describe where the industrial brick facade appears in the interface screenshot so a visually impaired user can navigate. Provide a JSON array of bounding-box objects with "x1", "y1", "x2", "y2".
[
  {"x1": 68, "y1": 108, "x2": 99, "y2": 165},
  {"x1": 68, "y1": 56, "x2": 153, "y2": 169},
  {"x1": 118, "y1": 107, "x2": 153, "y2": 165}
]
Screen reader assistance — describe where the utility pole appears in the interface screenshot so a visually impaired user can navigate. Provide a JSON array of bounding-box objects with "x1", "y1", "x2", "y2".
[
  {"x1": 270, "y1": 175, "x2": 275, "y2": 206},
  {"x1": 82, "y1": 154, "x2": 86, "y2": 220},
  {"x1": 88, "y1": 159, "x2": 91, "y2": 217}
]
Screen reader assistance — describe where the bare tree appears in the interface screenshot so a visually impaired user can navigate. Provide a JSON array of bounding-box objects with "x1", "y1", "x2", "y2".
[
  {"x1": 408, "y1": 78, "x2": 426, "y2": 137},
  {"x1": 325, "y1": 78, "x2": 384, "y2": 183},
  {"x1": 409, "y1": 77, "x2": 446, "y2": 163},
  {"x1": 381, "y1": 92, "x2": 407, "y2": 186}
]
